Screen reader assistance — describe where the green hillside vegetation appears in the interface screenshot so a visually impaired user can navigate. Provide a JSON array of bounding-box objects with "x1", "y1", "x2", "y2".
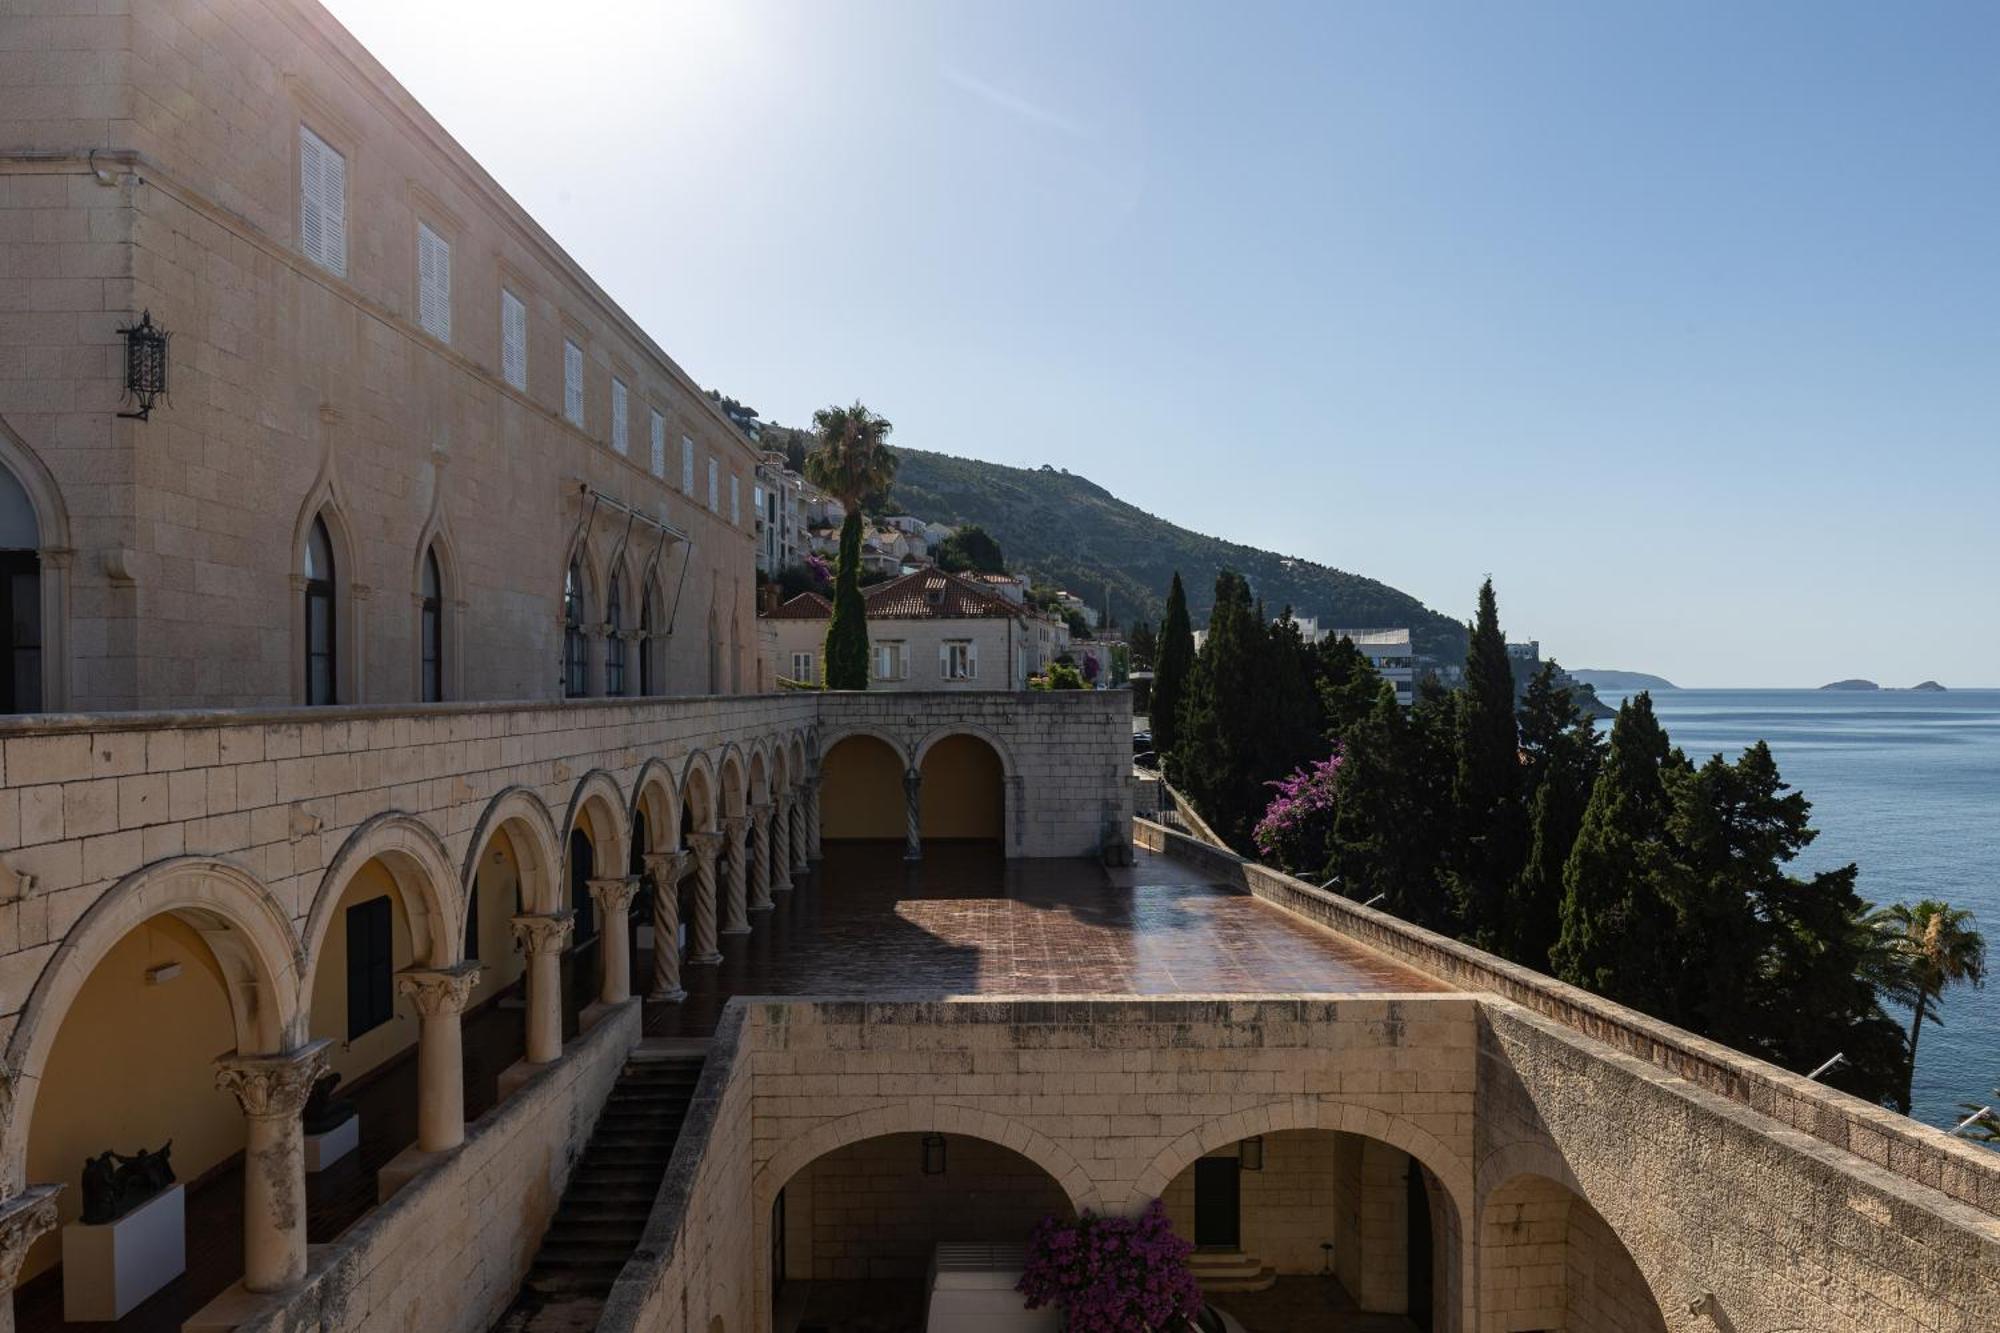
[{"x1": 887, "y1": 447, "x2": 1468, "y2": 662}]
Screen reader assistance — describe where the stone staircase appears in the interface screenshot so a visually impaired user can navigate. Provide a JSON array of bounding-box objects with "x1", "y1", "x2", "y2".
[
  {"x1": 1188, "y1": 1249, "x2": 1278, "y2": 1293},
  {"x1": 491, "y1": 1049, "x2": 705, "y2": 1332}
]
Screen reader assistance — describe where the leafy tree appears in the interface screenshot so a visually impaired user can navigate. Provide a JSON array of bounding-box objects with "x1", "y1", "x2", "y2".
[
  {"x1": 1869, "y1": 900, "x2": 1988, "y2": 1114},
  {"x1": 1063, "y1": 608, "x2": 1093, "y2": 640},
  {"x1": 1317, "y1": 634, "x2": 1381, "y2": 743},
  {"x1": 1325, "y1": 679, "x2": 1457, "y2": 929},
  {"x1": 1253, "y1": 752, "x2": 1343, "y2": 877},
  {"x1": 1152, "y1": 572, "x2": 1194, "y2": 758},
  {"x1": 774, "y1": 559, "x2": 830, "y2": 601},
  {"x1": 1512, "y1": 662, "x2": 1603, "y2": 967},
  {"x1": 935, "y1": 524, "x2": 1007, "y2": 574},
  {"x1": 1553, "y1": 692, "x2": 1689, "y2": 1014},
  {"x1": 1128, "y1": 620, "x2": 1157, "y2": 670},
  {"x1": 1449, "y1": 579, "x2": 1527, "y2": 951},
  {"x1": 804, "y1": 402, "x2": 895, "y2": 690},
  {"x1": 1047, "y1": 661, "x2": 1085, "y2": 690}
]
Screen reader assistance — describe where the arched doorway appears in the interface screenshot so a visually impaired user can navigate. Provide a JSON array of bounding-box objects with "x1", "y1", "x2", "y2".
[
  {"x1": 1479, "y1": 1174, "x2": 1667, "y2": 1332},
  {"x1": 819, "y1": 735, "x2": 905, "y2": 842},
  {"x1": 917, "y1": 734, "x2": 1004, "y2": 845},
  {"x1": 769, "y1": 1132, "x2": 1077, "y2": 1328},
  {"x1": 564, "y1": 825, "x2": 597, "y2": 1038},
  {"x1": 0, "y1": 458, "x2": 42, "y2": 712},
  {"x1": 1158, "y1": 1130, "x2": 1459, "y2": 1330}
]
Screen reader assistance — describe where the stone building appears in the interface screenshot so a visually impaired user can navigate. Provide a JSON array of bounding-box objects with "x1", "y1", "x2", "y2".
[
  {"x1": 0, "y1": 6, "x2": 1997, "y2": 1333},
  {"x1": 764, "y1": 567, "x2": 1046, "y2": 690}
]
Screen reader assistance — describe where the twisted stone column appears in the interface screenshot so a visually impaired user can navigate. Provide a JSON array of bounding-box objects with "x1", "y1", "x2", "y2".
[
  {"x1": 645, "y1": 851, "x2": 689, "y2": 1001},
  {"x1": 720, "y1": 816, "x2": 751, "y2": 935},
  {"x1": 903, "y1": 768, "x2": 923, "y2": 862},
  {"x1": 772, "y1": 797, "x2": 797, "y2": 892},
  {"x1": 0, "y1": 1186, "x2": 62, "y2": 1333},
  {"x1": 749, "y1": 802, "x2": 776, "y2": 911},
  {"x1": 790, "y1": 783, "x2": 812, "y2": 874},
  {"x1": 687, "y1": 830, "x2": 725, "y2": 964},
  {"x1": 396, "y1": 964, "x2": 481, "y2": 1153},
  {"x1": 215, "y1": 1040, "x2": 331, "y2": 1293},
  {"x1": 805, "y1": 775, "x2": 823, "y2": 860},
  {"x1": 587, "y1": 874, "x2": 641, "y2": 1004},
  {"x1": 511, "y1": 912, "x2": 574, "y2": 1063}
]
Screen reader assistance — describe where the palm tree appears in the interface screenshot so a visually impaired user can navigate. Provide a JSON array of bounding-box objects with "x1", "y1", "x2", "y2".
[
  {"x1": 803, "y1": 403, "x2": 895, "y2": 690},
  {"x1": 1870, "y1": 899, "x2": 1988, "y2": 1115}
]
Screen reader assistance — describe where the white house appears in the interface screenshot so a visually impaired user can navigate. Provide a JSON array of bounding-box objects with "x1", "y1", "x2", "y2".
[{"x1": 763, "y1": 568, "x2": 1043, "y2": 690}]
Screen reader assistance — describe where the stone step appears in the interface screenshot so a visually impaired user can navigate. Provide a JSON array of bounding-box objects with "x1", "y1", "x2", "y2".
[
  {"x1": 1198, "y1": 1266, "x2": 1278, "y2": 1293},
  {"x1": 1188, "y1": 1251, "x2": 1263, "y2": 1277}
]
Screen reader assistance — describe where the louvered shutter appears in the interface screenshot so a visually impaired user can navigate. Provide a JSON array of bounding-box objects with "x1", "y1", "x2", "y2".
[
  {"x1": 417, "y1": 223, "x2": 450, "y2": 341},
  {"x1": 682, "y1": 437, "x2": 695, "y2": 494},
  {"x1": 730, "y1": 475, "x2": 740, "y2": 524},
  {"x1": 300, "y1": 125, "x2": 346, "y2": 276},
  {"x1": 612, "y1": 378, "x2": 629, "y2": 454},
  {"x1": 501, "y1": 290, "x2": 527, "y2": 389},
  {"x1": 651, "y1": 410, "x2": 666, "y2": 476},
  {"x1": 967, "y1": 641, "x2": 979, "y2": 679},
  {"x1": 707, "y1": 458, "x2": 718, "y2": 511},
  {"x1": 564, "y1": 340, "x2": 584, "y2": 425},
  {"x1": 940, "y1": 643, "x2": 951, "y2": 679}
]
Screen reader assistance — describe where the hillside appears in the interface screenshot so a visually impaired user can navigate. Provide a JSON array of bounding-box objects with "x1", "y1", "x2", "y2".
[
  {"x1": 1571, "y1": 669, "x2": 1678, "y2": 691},
  {"x1": 887, "y1": 448, "x2": 1469, "y2": 663}
]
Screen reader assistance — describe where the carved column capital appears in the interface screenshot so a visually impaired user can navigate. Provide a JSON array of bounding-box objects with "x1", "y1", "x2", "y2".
[
  {"x1": 215, "y1": 1040, "x2": 332, "y2": 1120},
  {"x1": 688, "y1": 829, "x2": 724, "y2": 867},
  {"x1": 644, "y1": 850, "x2": 689, "y2": 886},
  {"x1": 0, "y1": 1184, "x2": 62, "y2": 1295},
  {"x1": 396, "y1": 962, "x2": 482, "y2": 1018},
  {"x1": 511, "y1": 911, "x2": 575, "y2": 958},
  {"x1": 587, "y1": 874, "x2": 641, "y2": 916},
  {"x1": 720, "y1": 814, "x2": 748, "y2": 841}
]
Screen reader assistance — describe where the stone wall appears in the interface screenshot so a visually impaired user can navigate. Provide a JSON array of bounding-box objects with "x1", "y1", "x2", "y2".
[
  {"x1": 816, "y1": 689, "x2": 1132, "y2": 858},
  {"x1": 236, "y1": 997, "x2": 640, "y2": 1333}
]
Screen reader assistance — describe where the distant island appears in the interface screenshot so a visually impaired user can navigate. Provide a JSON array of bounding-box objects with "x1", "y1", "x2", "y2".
[
  {"x1": 1571, "y1": 669, "x2": 1678, "y2": 691},
  {"x1": 1820, "y1": 679, "x2": 1880, "y2": 691},
  {"x1": 1911, "y1": 680, "x2": 1947, "y2": 692}
]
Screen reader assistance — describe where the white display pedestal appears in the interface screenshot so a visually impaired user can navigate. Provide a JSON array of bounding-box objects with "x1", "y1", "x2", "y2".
[
  {"x1": 304, "y1": 1114, "x2": 359, "y2": 1172},
  {"x1": 62, "y1": 1182, "x2": 186, "y2": 1321}
]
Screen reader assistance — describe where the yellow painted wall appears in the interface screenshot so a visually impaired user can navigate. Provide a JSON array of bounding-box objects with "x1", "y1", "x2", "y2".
[
  {"x1": 820, "y1": 735, "x2": 905, "y2": 840},
  {"x1": 306, "y1": 860, "x2": 421, "y2": 1088},
  {"x1": 22, "y1": 915, "x2": 242, "y2": 1282},
  {"x1": 468, "y1": 825, "x2": 527, "y2": 1006},
  {"x1": 919, "y1": 734, "x2": 1004, "y2": 841}
]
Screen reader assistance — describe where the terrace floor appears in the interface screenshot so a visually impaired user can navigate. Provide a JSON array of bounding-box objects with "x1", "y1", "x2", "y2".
[{"x1": 646, "y1": 840, "x2": 1446, "y2": 1040}]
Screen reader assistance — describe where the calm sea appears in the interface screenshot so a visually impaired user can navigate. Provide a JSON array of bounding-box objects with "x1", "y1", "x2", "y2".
[{"x1": 1595, "y1": 688, "x2": 2000, "y2": 1132}]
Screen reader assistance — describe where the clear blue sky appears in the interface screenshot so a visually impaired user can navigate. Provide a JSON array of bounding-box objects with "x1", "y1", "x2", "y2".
[{"x1": 323, "y1": 0, "x2": 1999, "y2": 688}]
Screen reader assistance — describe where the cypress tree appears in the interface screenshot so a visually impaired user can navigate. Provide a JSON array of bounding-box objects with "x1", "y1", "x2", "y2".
[
  {"x1": 1317, "y1": 634, "x2": 1380, "y2": 744},
  {"x1": 1552, "y1": 692, "x2": 1688, "y2": 1014},
  {"x1": 1171, "y1": 571, "x2": 1263, "y2": 848},
  {"x1": 1449, "y1": 579, "x2": 1528, "y2": 950},
  {"x1": 823, "y1": 510, "x2": 869, "y2": 688},
  {"x1": 1512, "y1": 662, "x2": 1603, "y2": 967},
  {"x1": 1326, "y1": 678, "x2": 1456, "y2": 930},
  {"x1": 1152, "y1": 572, "x2": 1194, "y2": 760}
]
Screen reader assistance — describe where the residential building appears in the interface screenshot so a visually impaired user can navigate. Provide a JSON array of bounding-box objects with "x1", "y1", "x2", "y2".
[
  {"x1": 763, "y1": 568, "x2": 1046, "y2": 690},
  {"x1": 1324, "y1": 627, "x2": 1417, "y2": 705},
  {"x1": 753, "y1": 450, "x2": 806, "y2": 576}
]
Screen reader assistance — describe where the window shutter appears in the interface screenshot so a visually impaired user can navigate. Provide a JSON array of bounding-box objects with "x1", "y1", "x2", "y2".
[
  {"x1": 501, "y1": 289, "x2": 527, "y2": 389},
  {"x1": 707, "y1": 458, "x2": 718, "y2": 512},
  {"x1": 564, "y1": 340, "x2": 584, "y2": 425},
  {"x1": 612, "y1": 378, "x2": 629, "y2": 454},
  {"x1": 682, "y1": 437, "x2": 695, "y2": 494},
  {"x1": 417, "y1": 223, "x2": 450, "y2": 341},
  {"x1": 940, "y1": 643, "x2": 951, "y2": 678},
  {"x1": 967, "y1": 642, "x2": 979, "y2": 678},
  {"x1": 730, "y1": 475, "x2": 740, "y2": 525},
  {"x1": 650, "y1": 409, "x2": 666, "y2": 476},
  {"x1": 300, "y1": 125, "x2": 346, "y2": 276}
]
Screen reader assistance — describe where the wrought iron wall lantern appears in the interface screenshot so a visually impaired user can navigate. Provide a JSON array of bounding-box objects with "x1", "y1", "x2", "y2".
[
  {"x1": 117, "y1": 309, "x2": 170, "y2": 421},
  {"x1": 921, "y1": 1132, "x2": 948, "y2": 1176}
]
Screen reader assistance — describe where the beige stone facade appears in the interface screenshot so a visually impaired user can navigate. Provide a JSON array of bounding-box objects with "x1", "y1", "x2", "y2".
[{"x1": 0, "y1": 0, "x2": 761, "y2": 712}]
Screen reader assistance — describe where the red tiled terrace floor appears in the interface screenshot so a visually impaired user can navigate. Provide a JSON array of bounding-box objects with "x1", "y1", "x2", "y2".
[{"x1": 647, "y1": 841, "x2": 1446, "y2": 1040}]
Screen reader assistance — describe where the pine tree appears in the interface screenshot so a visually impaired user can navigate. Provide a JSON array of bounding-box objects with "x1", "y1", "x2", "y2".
[
  {"x1": 823, "y1": 510, "x2": 869, "y2": 689},
  {"x1": 1153, "y1": 572, "x2": 1195, "y2": 761},
  {"x1": 1317, "y1": 634, "x2": 1381, "y2": 744},
  {"x1": 1553, "y1": 692, "x2": 1689, "y2": 1014},
  {"x1": 1449, "y1": 579, "x2": 1528, "y2": 950},
  {"x1": 1512, "y1": 662, "x2": 1603, "y2": 967}
]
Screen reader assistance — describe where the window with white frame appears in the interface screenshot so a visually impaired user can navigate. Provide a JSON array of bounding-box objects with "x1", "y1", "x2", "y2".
[
  {"x1": 707, "y1": 457, "x2": 718, "y2": 512},
  {"x1": 942, "y1": 639, "x2": 976, "y2": 680},
  {"x1": 874, "y1": 640, "x2": 907, "y2": 681},
  {"x1": 730, "y1": 474, "x2": 740, "y2": 525},
  {"x1": 416, "y1": 222, "x2": 450, "y2": 342},
  {"x1": 681, "y1": 436, "x2": 695, "y2": 494},
  {"x1": 299, "y1": 125, "x2": 346, "y2": 276},
  {"x1": 790, "y1": 651, "x2": 815, "y2": 683},
  {"x1": 650, "y1": 409, "x2": 666, "y2": 477},
  {"x1": 500, "y1": 289, "x2": 527, "y2": 389},
  {"x1": 563, "y1": 339, "x2": 585, "y2": 426},
  {"x1": 611, "y1": 377, "x2": 628, "y2": 454}
]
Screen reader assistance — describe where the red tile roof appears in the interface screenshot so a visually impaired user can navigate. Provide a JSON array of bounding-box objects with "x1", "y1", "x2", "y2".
[{"x1": 764, "y1": 569, "x2": 1024, "y2": 622}]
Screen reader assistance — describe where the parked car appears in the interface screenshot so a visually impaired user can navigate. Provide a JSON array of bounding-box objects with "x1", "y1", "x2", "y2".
[{"x1": 1132, "y1": 729, "x2": 1153, "y2": 753}]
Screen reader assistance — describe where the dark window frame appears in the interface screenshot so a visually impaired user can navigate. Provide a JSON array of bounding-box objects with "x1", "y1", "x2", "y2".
[
  {"x1": 420, "y1": 546, "x2": 443, "y2": 703},
  {"x1": 305, "y1": 516, "x2": 337, "y2": 705},
  {"x1": 345, "y1": 894, "x2": 395, "y2": 1038}
]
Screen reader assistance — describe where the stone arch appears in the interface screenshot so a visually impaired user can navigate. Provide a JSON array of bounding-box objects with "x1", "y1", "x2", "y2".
[
  {"x1": 463, "y1": 785, "x2": 563, "y2": 915},
  {"x1": 912, "y1": 723, "x2": 1019, "y2": 777},
  {"x1": 1130, "y1": 1098, "x2": 1473, "y2": 1224},
  {"x1": 290, "y1": 466, "x2": 361, "y2": 705},
  {"x1": 814, "y1": 725, "x2": 913, "y2": 769},
  {"x1": 715, "y1": 743, "x2": 748, "y2": 818},
  {"x1": 787, "y1": 732, "x2": 809, "y2": 782},
  {"x1": 680, "y1": 750, "x2": 719, "y2": 832},
  {"x1": 562, "y1": 768, "x2": 632, "y2": 877},
  {"x1": 631, "y1": 758, "x2": 681, "y2": 851},
  {"x1": 914, "y1": 728, "x2": 1010, "y2": 844},
  {"x1": 2, "y1": 856, "x2": 304, "y2": 1191},
  {"x1": 302, "y1": 813, "x2": 462, "y2": 989},
  {"x1": 747, "y1": 745, "x2": 770, "y2": 805},
  {"x1": 0, "y1": 414, "x2": 72, "y2": 709},
  {"x1": 817, "y1": 730, "x2": 911, "y2": 842}
]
